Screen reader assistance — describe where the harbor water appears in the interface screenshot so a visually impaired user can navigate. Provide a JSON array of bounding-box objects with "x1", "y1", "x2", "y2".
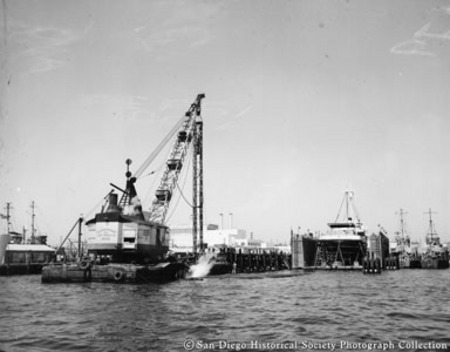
[{"x1": 1, "y1": 270, "x2": 449, "y2": 352}]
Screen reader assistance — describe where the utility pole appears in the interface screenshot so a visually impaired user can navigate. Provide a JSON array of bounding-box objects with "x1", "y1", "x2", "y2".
[
  {"x1": 5, "y1": 203, "x2": 12, "y2": 235},
  {"x1": 31, "y1": 201, "x2": 36, "y2": 244}
]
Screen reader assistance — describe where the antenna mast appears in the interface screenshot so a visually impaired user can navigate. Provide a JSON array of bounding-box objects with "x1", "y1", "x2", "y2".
[{"x1": 396, "y1": 208, "x2": 408, "y2": 238}]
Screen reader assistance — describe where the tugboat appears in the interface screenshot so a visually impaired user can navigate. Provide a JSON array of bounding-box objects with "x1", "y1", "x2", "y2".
[
  {"x1": 42, "y1": 94, "x2": 206, "y2": 283},
  {"x1": 393, "y1": 209, "x2": 421, "y2": 269},
  {"x1": 314, "y1": 191, "x2": 367, "y2": 270},
  {"x1": 1, "y1": 202, "x2": 55, "y2": 276},
  {"x1": 420, "y1": 209, "x2": 449, "y2": 269}
]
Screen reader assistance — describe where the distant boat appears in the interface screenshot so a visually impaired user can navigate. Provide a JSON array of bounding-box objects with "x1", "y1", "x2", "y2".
[
  {"x1": 392, "y1": 209, "x2": 421, "y2": 269},
  {"x1": 420, "y1": 209, "x2": 449, "y2": 269},
  {"x1": 0, "y1": 203, "x2": 55, "y2": 276},
  {"x1": 314, "y1": 190, "x2": 367, "y2": 269}
]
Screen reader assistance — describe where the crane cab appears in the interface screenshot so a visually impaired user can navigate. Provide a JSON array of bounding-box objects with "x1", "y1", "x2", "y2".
[{"x1": 85, "y1": 193, "x2": 170, "y2": 264}]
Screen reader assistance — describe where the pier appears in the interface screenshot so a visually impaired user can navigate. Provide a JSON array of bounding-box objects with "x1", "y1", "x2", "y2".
[{"x1": 211, "y1": 247, "x2": 291, "y2": 274}]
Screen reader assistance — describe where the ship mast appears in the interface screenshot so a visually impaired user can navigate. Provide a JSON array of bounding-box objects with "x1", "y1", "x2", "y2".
[
  {"x1": 334, "y1": 190, "x2": 360, "y2": 224},
  {"x1": 427, "y1": 208, "x2": 436, "y2": 234},
  {"x1": 425, "y1": 208, "x2": 439, "y2": 245},
  {"x1": 400, "y1": 209, "x2": 405, "y2": 238},
  {"x1": 395, "y1": 208, "x2": 409, "y2": 251}
]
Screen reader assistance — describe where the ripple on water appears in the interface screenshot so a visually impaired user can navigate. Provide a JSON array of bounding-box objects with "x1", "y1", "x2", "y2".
[{"x1": 1, "y1": 271, "x2": 450, "y2": 351}]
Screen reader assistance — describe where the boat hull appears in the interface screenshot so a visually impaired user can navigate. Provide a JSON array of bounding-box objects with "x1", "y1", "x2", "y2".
[
  {"x1": 315, "y1": 239, "x2": 367, "y2": 268},
  {"x1": 41, "y1": 261, "x2": 189, "y2": 284},
  {"x1": 420, "y1": 258, "x2": 449, "y2": 269},
  {"x1": 209, "y1": 262, "x2": 232, "y2": 275},
  {"x1": 0, "y1": 263, "x2": 46, "y2": 276},
  {"x1": 401, "y1": 258, "x2": 422, "y2": 269}
]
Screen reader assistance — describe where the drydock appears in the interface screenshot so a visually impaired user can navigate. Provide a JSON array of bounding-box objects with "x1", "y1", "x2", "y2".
[{"x1": 288, "y1": 192, "x2": 437, "y2": 275}]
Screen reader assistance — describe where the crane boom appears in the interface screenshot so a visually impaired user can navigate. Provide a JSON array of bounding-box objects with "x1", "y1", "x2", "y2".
[{"x1": 148, "y1": 93, "x2": 205, "y2": 224}]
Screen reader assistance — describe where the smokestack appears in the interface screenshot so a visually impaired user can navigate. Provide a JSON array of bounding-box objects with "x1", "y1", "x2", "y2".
[
  {"x1": 219, "y1": 213, "x2": 223, "y2": 230},
  {"x1": 106, "y1": 193, "x2": 120, "y2": 212},
  {"x1": 229, "y1": 212, "x2": 233, "y2": 229}
]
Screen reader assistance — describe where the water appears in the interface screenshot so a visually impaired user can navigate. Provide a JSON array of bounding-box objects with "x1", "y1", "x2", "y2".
[{"x1": 1, "y1": 270, "x2": 449, "y2": 352}]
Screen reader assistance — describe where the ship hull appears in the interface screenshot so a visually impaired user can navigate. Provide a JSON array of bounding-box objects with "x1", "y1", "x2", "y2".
[
  {"x1": 41, "y1": 261, "x2": 189, "y2": 284},
  {"x1": 401, "y1": 259, "x2": 422, "y2": 269},
  {"x1": 0, "y1": 263, "x2": 46, "y2": 276},
  {"x1": 315, "y1": 239, "x2": 367, "y2": 269},
  {"x1": 209, "y1": 262, "x2": 232, "y2": 275},
  {"x1": 420, "y1": 258, "x2": 449, "y2": 269}
]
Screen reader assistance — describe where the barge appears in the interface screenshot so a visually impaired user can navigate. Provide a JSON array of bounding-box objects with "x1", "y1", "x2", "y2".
[{"x1": 42, "y1": 94, "x2": 206, "y2": 283}]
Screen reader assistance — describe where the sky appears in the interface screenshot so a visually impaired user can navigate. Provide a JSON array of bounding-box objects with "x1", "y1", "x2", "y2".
[{"x1": 1, "y1": 0, "x2": 449, "y2": 246}]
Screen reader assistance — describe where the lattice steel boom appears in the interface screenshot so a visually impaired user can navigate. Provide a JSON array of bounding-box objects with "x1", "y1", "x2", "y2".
[{"x1": 148, "y1": 94, "x2": 205, "y2": 224}]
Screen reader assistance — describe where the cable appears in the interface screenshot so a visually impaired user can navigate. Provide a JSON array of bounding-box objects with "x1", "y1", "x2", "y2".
[
  {"x1": 134, "y1": 115, "x2": 185, "y2": 178},
  {"x1": 142, "y1": 136, "x2": 174, "y2": 206},
  {"x1": 165, "y1": 150, "x2": 193, "y2": 223},
  {"x1": 176, "y1": 182, "x2": 194, "y2": 209}
]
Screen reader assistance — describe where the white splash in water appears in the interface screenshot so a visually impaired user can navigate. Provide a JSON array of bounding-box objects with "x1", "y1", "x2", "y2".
[{"x1": 188, "y1": 252, "x2": 216, "y2": 278}]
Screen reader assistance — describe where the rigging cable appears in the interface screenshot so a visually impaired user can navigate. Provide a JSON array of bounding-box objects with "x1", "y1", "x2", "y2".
[
  {"x1": 141, "y1": 166, "x2": 163, "y2": 206},
  {"x1": 335, "y1": 193, "x2": 346, "y2": 223},
  {"x1": 141, "y1": 133, "x2": 175, "y2": 206},
  {"x1": 134, "y1": 115, "x2": 186, "y2": 178},
  {"x1": 165, "y1": 149, "x2": 193, "y2": 223}
]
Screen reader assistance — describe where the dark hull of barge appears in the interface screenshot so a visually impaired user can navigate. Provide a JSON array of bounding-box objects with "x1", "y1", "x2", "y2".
[
  {"x1": 0, "y1": 263, "x2": 46, "y2": 276},
  {"x1": 41, "y1": 261, "x2": 189, "y2": 284},
  {"x1": 420, "y1": 258, "x2": 449, "y2": 269}
]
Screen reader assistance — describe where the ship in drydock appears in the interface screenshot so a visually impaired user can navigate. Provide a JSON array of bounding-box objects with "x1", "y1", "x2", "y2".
[
  {"x1": 291, "y1": 190, "x2": 368, "y2": 270},
  {"x1": 314, "y1": 190, "x2": 367, "y2": 270}
]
